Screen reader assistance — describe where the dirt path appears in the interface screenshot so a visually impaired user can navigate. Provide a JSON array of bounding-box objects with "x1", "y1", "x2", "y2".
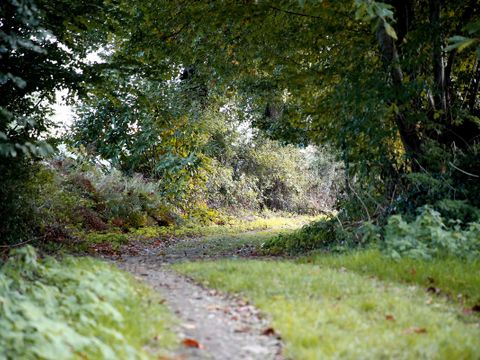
[{"x1": 117, "y1": 251, "x2": 283, "y2": 359}]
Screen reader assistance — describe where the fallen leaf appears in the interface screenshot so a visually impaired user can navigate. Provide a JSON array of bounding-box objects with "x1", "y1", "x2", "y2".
[
  {"x1": 404, "y1": 327, "x2": 427, "y2": 334},
  {"x1": 410, "y1": 268, "x2": 417, "y2": 276},
  {"x1": 262, "y1": 327, "x2": 276, "y2": 336},
  {"x1": 385, "y1": 314, "x2": 395, "y2": 321},
  {"x1": 182, "y1": 338, "x2": 203, "y2": 349}
]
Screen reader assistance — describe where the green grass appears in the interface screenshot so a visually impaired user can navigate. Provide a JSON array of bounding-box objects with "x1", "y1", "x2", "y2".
[
  {"x1": 170, "y1": 229, "x2": 296, "y2": 256},
  {"x1": 304, "y1": 249, "x2": 480, "y2": 307},
  {"x1": 0, "y1": 246, "x2": 176, "y2": 359},
  {"x1": 129, "y1": 214, "x2": 318, "y2": 240},
  {"x1": 174, "y1": 259, "x2": 480, "y2": 359}
]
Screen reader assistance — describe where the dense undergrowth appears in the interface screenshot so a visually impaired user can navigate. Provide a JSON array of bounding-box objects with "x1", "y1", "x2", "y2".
[
  {"x1": 1, "y1": 142, "x2": 335, "y2": 252},
  {"x1": 263, "y1": 206, "x2": 480, "y2": 261},
  {"x1": 0, "y1": 247, "x2": 176, "y2": 359}
]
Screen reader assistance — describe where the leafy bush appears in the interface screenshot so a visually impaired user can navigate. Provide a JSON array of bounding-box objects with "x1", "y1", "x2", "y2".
[
  {"x1": 0, "y1": 159, "x2": 40, "y2": 245},
  {"x1": 262, "y1": 216, "x2": 361, "y2": 255},
  {"x1": 206, "y1": 161, "x2": 260, "y2": 211},
  {"x1": 381, "y1": 207, "x2": 480, "y2": 260},
  {"x1": 85, "y1": 169, "x2": 162, "y2": 226},
  {"x1": 205, "y1": 139, "x2": 340, "y2": 214},
  {"x1": 434, "y1": 199, "x2": 480, "y2": 225},
  {"x1": 0, "y1": 246, "x2": 176, "y2": 359}
]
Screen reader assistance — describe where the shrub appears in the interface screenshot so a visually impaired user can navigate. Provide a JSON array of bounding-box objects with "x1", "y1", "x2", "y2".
[
  {"x1": 0, "y1": 159, "x2": 40, "y2": 245},
  {"x1": 434, "y1": 199, "x2": 480, "y2": 225},
  {"x1": 0, "y1": 246, "x2": 175, "y2": 359},
  {"x1": 205, "y1": 139, "x2": 340, "y2": 214},
  {"x1": 381, "y1": 206, "x2": 480, "y2": 260},
  {"x1": 205, "y1": 161, "x2": 260, "y2": 211},
  {"x1": 262, "y1": 216, "x2": 361, "y2": 255}
]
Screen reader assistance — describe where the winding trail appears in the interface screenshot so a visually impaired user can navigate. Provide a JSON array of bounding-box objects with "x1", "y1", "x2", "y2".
[{"x1": 116, "y1": 236, "x2": 283, "y2": 360}]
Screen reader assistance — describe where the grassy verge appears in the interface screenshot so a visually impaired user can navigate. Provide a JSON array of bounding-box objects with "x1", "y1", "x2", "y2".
[
  {"x1": 170, "y1": 229, "x2": 296, "y2": 257},
  {"x1": 174, "y1": 259, "x2": 480, "y2": 359},
  {"x1": 304, "y1": 249, "x2": 480, "y2": 308},
  {"x1": 129, "y1": 214, "x2": 318, "y2": 240},
  {"x1": 62, "y1": 215, "x2": 318, "y2": 255},
  {"x1": 0, "y1": 246, "x2": 176, "y2": 359}
]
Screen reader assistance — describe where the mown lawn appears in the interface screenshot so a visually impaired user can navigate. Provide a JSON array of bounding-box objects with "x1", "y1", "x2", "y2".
[
  {"x1": 174, "y1": 258, "x2": 480, "y2": 359},
  {"x1": 304, "y1": 249, "x2": 480, "y2": 308}
]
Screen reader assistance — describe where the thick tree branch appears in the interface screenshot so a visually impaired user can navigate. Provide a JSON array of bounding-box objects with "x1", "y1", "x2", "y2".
[
  {"x1": 429, "y1": 0, "x2": 447, "y2": 114},
  {"x1": 376, "y1": 24, "x2": 422, "y2": 158}
]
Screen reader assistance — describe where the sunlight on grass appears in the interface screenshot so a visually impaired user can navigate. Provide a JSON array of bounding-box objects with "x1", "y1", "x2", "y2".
[
  {"x1": 305, "y1": 249, "x2": 480, "y2": 307},
  {"x1": 172, "y1": 229, "x2": 295, "y2": 255},
  {"x1": 174, "y1": 260, "x2": 480, "y2": 359},
  {"x1": 129, "y1": 214, "x2": 318, "y2": 240}
]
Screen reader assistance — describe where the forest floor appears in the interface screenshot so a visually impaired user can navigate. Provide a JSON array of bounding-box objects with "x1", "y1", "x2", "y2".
[{"x1": 112, "y1": 218, "x2": 480, "y2": 360}]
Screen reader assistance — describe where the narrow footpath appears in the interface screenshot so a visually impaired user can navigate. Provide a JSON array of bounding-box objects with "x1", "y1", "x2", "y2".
[{"x1": 116, "y1": 235, "x2": 283, "y2": 360}]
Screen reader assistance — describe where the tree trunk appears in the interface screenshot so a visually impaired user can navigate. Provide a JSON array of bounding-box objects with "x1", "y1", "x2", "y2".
[{"x1": 376, "y1": 25, "x2": 423, "y2": 160}]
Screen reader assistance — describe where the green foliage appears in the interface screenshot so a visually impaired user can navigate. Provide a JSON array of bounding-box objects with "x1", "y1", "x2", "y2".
[
  {"x1": 46, "y1": 150, "x2": 174, "y2": 231},
  {"x1": 205, "y1": 135, "x2": 339, "y2": 214},
  {"x1": 0, "y1": 246, "x2": 176, "y2": 359},
  {"x1": 0, "y1": 0, "x2": 110, "y2": 244},
  {"x1": 71, "y1": 68, "x2": 211, "y2": 205},
  {"x1": 381, "y1": 207, "x2": 480, "y2": 261},
  {"x1": 0, "y1": 160, "x2": 40, "y2": 245},
  {"x1": 262, "y1": 215, "x2": 365, "y2": 255},
  {"x1": 98, "y1": 0, "x2": 480, "y2": 247},
  {"x1": 206, "y1": 160, "x2": 260, "y2": 211},
  {"x1": 434, "y1": 199, "x2": 480, "y2": 224}
]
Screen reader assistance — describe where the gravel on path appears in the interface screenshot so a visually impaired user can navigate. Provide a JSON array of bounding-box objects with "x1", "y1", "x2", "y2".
[{"x1": 117, "y1": 256, "x2": 283, "y2": 360}]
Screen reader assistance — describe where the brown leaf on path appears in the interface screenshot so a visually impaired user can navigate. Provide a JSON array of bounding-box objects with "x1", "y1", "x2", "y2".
[
  {"x1": 385, "y1": 314, "x2": 395, "y2": 321},
  {"x1": 404, "y1": 327, "x2": 427, "y2": 334},
  {"x1": 182, "y1": 338, "x2": 204, "y2": 349},
  {"x1": 262, "y1": 327, "x2": 276, "y2": 336}
]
